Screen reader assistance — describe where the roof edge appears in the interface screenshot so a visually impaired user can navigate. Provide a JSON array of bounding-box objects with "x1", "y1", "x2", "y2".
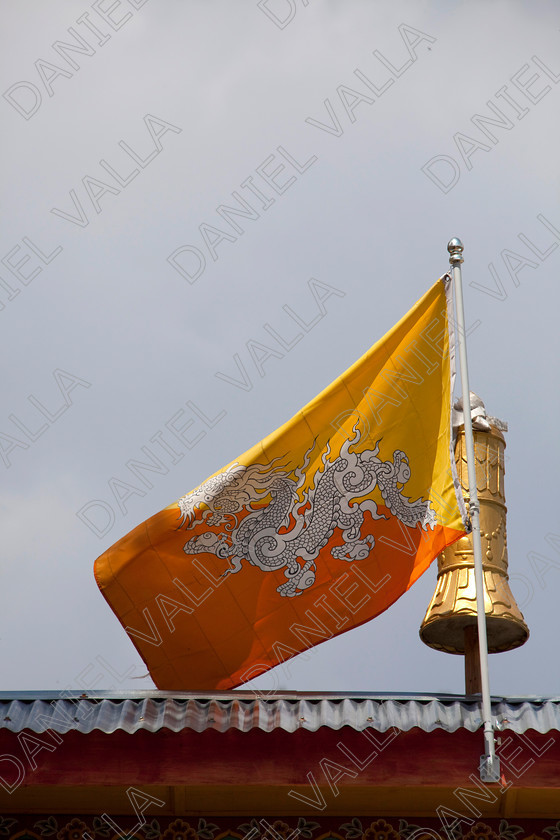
[{"x1": 0, "y1": 690, "x2": 559, "y2": 702}]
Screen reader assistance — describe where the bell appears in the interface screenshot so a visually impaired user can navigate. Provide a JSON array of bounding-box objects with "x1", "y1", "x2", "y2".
[{"x1": 420, "y1": 396, "x2": 529, "y2": 659}]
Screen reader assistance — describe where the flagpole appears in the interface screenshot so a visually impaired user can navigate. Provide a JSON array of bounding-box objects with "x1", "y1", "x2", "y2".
[{"x1": 447, "y1": 238, "x2": 500, "y2": 783}]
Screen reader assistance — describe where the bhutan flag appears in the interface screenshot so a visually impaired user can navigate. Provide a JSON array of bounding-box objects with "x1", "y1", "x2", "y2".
[{"x1": 94, "y1": 278, "x2": 467, "y2": 689}]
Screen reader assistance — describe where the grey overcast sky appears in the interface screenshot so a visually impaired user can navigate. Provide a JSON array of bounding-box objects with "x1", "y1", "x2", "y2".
[{"x1": 1, "y1": 0, "x2": 559, "y2": 695}]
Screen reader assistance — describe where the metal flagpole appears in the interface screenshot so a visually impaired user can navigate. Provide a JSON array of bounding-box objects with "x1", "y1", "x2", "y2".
[{"x1": 447, "y1": 237, "x2": 500, "y2": 783}]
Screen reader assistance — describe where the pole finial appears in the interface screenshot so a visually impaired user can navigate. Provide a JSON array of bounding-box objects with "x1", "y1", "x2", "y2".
[{"x1": 448, "y1": 237, "x2": 464, "y2": 265}]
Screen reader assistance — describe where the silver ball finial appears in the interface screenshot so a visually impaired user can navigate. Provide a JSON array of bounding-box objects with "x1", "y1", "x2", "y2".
[{"x1": 448, "y1": 237, "x2": 464, "y2": 264}]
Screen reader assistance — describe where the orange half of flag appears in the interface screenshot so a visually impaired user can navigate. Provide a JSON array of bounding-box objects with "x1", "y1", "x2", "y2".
[{"x1": 94, "y1": 277, "x2": 467, "y2": 689}]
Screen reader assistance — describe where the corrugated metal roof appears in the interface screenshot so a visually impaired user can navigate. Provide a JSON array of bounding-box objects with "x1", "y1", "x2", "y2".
[{"x1": 1, "y1": 692, "x2": 559, "y2": 734}]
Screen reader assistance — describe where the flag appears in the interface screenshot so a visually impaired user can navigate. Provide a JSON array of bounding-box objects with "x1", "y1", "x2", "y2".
[{"x1": 94, "y1": 277, "x2": 467, "y2": 689}]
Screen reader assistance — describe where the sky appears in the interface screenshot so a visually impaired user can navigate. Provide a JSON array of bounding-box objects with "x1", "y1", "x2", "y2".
[{"x1": 1, "y1": 0, "x2": 559, "y2": 696}]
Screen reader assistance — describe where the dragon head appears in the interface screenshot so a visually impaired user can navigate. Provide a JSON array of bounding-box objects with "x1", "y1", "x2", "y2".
[{"x1": 183, "y1": 532, "x2": 231, "y2": 559}]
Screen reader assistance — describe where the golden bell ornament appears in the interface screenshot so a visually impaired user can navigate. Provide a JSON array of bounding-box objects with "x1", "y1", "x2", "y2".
[{"x1": 420, "y1": 399, "x2": 529, "y2": 657}]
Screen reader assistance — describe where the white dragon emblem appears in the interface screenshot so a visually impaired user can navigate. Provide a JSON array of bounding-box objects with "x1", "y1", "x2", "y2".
[{"x1": 177, "y1": 426, "x2": 437, "y2": 597}]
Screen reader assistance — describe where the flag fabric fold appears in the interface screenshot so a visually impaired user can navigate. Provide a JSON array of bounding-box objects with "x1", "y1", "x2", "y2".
[{"x1": 94, "y1": 277, "x2": 467, "y2": 689}]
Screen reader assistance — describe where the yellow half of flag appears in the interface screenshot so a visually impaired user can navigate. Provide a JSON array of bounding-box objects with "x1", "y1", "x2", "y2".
[{"x1": 94, "y1": 277, "x2": 467, "y2": 689}]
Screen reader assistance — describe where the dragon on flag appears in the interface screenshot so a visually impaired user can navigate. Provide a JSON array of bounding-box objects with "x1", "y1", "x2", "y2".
[{"x1": 178, "y1": 427, "x2": 437, "y2": 598}]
